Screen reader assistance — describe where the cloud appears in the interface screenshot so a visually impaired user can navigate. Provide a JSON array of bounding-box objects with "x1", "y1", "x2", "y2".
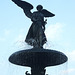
[
  {"x1": 13, "y1": 23, "x2": 64, "y2": 49},
  {"x1": 61, "y1": 68, "x2": 75, "y2": 74},
  {"x1": 66, "y1": 50, "x2": 75, "y2": 62},
  {"x1": 14, "y1": 22, "x2": 64, "y2": 42},
  {"x1": 0, "y1": 37, "x2": 5, "y2": 41},
  {"x1": 62, "y1": 50, "x2": 75, "y2": 75},
  {"x1": 17, "y1": 34, "x2": 25, "y2": 40},
  {"x1": 13, "y1": 29, "x2": 33, "y2": 50},
  {"x1": 45, "y1": 23, "x2": 63, "y2": 41},
  {"x1": 0, "y1": 29, "x2": 11, "y2": 42},
  {"x1": 4, "y1": 29, "x2": 11, "y2": 36}
]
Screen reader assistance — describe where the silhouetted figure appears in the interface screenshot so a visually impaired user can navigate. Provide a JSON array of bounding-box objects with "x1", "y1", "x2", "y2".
[{"x1": 12, "y1": 0, "x2": 55, "y2": 48}]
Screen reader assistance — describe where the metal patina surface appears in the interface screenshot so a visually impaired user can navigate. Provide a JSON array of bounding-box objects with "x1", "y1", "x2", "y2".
[
  {"x1": 12, "y1": 0, "x2": 55, "y2": 48},
  {"x1": 9, "y1": 48, "x2": 68, "y2": 68},
  {"x1": 9, "y1": 1, "x2": 68, "y2": 75}
]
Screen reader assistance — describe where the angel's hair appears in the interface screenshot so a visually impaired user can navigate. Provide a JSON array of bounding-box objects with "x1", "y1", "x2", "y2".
[{"x1": 36, "y1": 5, "x2": 43, "y2": 11}]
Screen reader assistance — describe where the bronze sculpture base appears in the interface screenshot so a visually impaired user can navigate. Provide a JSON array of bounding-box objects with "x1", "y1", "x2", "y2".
[{"x1": 9, "y1": 48, "x2": 68, "y2": 75}]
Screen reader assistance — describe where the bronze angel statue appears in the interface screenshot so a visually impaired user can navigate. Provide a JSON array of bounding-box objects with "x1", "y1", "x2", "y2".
[{"x1": 12, "y1": 0, "x2": 55, "y2": 48}]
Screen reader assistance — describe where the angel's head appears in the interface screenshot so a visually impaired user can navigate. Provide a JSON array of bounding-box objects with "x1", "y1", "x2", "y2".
[{"x1": 36, "y1": 5, "x2": 43, "y2": 11}]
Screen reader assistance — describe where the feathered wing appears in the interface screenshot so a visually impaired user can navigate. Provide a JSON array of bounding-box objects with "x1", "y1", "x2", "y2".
[
  {"x1": 12, "y1": 0, "x2": 33, "y2": 18},
  {"x1": 41, "y1": 9, "x2": 55, "y2": 17},
  {"x1": 12, "y1": 0, "x2": 33, "y2": 9}
]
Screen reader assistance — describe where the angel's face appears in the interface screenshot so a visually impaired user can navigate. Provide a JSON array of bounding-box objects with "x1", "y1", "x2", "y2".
[{"x1": 36, "y1": 5, "x2": 43, "y2": 11}]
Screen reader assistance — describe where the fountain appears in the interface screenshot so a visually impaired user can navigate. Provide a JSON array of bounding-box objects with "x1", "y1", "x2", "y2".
[{"x1": 9, "y1": 0, "x2": 68, "y2": 75}]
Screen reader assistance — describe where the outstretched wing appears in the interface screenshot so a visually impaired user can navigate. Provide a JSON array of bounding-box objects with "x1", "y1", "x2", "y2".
[
  {"x1": 12, "y1": 0, "x2": 33, "y2": 18},
  {"x1": 12, "y1": 0, "x2": 33, "y2": 10},
  {"x1": 41, "y1": 9, "x2": 55, "y2": 17}
]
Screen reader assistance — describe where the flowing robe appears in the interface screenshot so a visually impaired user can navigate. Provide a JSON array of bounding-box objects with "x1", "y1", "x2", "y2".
[{"x1": 25, "y1": 11, "x2": 47, "y2": 47}]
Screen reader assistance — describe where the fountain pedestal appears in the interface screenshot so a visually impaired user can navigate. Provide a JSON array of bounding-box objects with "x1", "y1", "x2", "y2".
[{"x1": 9, "y1": 48, "x2": 68, "y2": 75}]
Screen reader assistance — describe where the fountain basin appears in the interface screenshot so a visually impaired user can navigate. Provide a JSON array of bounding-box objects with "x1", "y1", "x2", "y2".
[{"x1": 9, "y1": 48, "x2": 68, "y2": 68}]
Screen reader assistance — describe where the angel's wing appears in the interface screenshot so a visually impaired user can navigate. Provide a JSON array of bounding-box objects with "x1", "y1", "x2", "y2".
[
  {"x1": 41, "y1": 9, "x2": 55, "y2": 17},
  {"x1": 12, "y1": 0, "x2": 33, "y2": 18},
  {"x1": 12, "y1": 0, "x2": 33, "y2": 10}
]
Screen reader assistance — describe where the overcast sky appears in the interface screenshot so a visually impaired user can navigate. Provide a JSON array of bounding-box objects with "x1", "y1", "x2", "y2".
[{"x1": 0, "y1": 0, "x2": 75, "y2": 75}]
